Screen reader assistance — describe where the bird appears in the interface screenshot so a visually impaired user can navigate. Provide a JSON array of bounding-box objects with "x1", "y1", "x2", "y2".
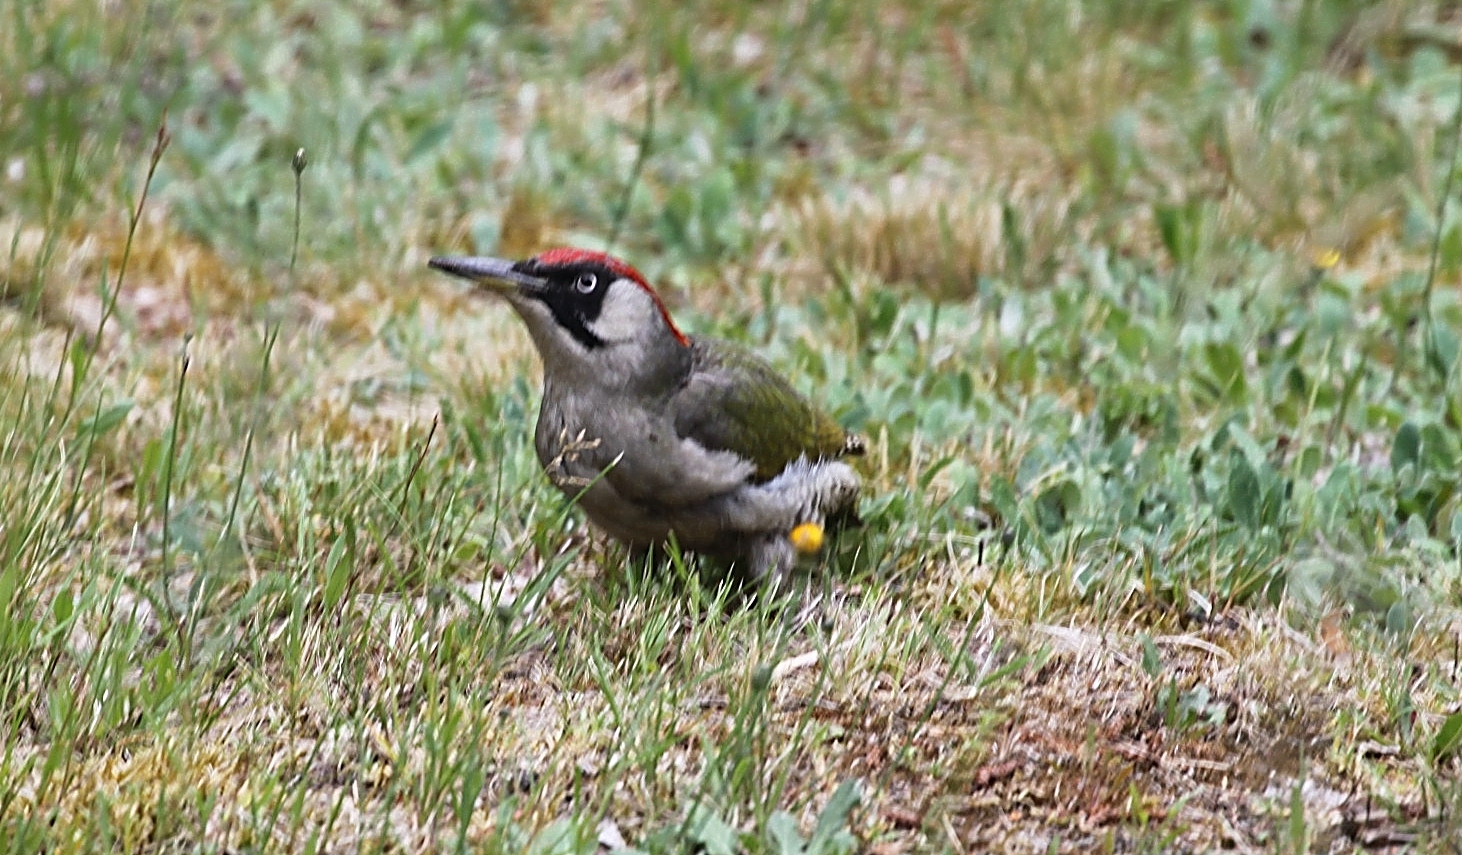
[{"x1": 427, "y1": 247, "x2": 865, "y2": 581}]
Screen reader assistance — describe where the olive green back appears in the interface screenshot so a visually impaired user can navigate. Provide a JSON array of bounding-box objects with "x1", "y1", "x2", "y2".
[{"x1": 672, "y1": 338, "x2": 854, "y2": 482}]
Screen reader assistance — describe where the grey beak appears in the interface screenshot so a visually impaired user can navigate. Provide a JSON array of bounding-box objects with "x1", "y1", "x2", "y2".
[{"x1": 428, "y1": 255, "x2": 547, "y2": 295}]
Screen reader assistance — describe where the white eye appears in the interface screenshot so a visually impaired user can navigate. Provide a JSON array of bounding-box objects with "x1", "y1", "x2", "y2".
[{"x1": 575, "y1": 272, "x2": 598, "y2": 293}]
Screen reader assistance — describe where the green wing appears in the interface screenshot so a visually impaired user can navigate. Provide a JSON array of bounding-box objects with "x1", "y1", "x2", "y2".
[{"x1": 672, "y1": 338, "x2": 856, "y2": 482}]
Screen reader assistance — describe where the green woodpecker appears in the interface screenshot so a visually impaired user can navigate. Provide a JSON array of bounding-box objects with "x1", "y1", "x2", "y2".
[{"x1": 428, "y1": 248, "x2": 864, "y2": 579}]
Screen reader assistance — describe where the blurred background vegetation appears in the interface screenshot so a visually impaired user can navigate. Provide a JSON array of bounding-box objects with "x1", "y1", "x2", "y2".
[{"x1": 6, "y1": 0, "x2": 1462, "y2": 850}]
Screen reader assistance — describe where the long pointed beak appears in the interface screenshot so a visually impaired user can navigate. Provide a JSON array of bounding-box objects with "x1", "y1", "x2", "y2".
[{"x1": 427, "y1": 255, "x2": 547, "y2": 295}]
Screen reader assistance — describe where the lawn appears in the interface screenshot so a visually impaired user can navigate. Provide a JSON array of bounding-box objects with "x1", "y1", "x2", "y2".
[{"x1": 3, "y1": 0, "x2": 1462, "y2": 851}]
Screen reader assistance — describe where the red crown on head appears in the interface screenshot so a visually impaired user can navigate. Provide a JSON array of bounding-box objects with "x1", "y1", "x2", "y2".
[{"x1": 531, "y1": 248, "x2": 688, "y2": 347}]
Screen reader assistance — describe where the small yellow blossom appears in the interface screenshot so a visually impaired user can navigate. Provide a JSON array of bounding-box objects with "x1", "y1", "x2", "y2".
[
  {"x1": 1311, "y1": 247, "x2": 1341, "y2": 270},
  {"x1": 789, "y1": 522, "x2": 825, "y2": 554}
]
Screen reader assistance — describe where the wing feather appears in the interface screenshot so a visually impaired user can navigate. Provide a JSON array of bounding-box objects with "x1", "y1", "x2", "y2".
[{"x1": 671, "y1": 338, "x2": 855, "y2": 482}]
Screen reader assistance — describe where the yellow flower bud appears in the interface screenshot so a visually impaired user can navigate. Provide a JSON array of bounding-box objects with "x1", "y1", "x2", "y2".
[
  {"x1": 1311, "y1": 247, "x2": 1341, "y2": 270},
  {"x1": 789, "y1": 522, "x2": 825, "y2": 554}
]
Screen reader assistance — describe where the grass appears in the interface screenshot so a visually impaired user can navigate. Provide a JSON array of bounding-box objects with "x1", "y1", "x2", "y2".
[{"x1": 4, "y1": 0, "x2": 1462, "y2": 850}]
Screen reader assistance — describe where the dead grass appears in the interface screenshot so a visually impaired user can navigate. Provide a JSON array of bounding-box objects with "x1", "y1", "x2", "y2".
[
  {"x1": 12, "y1": 548, "x2": 1445, "y2": 852},
  {"x1": 790, "y1": 164, "x2": 1076, "y2": 298}
]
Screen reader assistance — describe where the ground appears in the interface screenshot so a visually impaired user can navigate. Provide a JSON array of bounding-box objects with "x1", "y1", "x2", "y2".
[{"x1": 3, "y1": 1, "x2": 1462, "y2": 852}]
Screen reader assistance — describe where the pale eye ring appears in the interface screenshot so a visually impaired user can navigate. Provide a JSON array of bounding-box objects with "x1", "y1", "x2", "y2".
[{"x1": 575, "y1": 272, "x2": 598, "y2": 293}]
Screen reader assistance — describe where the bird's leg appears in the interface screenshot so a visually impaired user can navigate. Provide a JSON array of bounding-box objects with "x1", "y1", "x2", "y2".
[{"x1": 746, "y1": 535, "x2": 798, "y2": 585}]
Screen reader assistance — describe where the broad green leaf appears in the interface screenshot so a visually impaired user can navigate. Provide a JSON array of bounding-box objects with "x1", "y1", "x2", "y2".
[
  {"x1": 76, "y1": 400, "x2": 134, "y2": 439},
  {"x1": 1432, "y1": 710, "x2": 1462, "y2": 761},
  {"x1": 51, "y1": 587, "x2": 74, "y2": 629},
  {"x1": 1384, "y1": 600, "x2": 1415, "y2": 637},
  {"x1": 767, "y1": 811, "x2": 804, "y2": 855},
  {"x1": 1140, "y1": 633, "x2": 1162, "y2": 677},
  {"x1": 456, "y1": 763, "x2": 484, "y2": 830},
  {"x1": 405, "y1": 119, "x2": 454, "y2": 165},
  {"x1": 1391, "y1": 422, "x2": 1421, "y2": 473},
  {"x1": 322, "y1": 534, "x2": 352, "y2": 609},
  {"x1": 1203, "y1": 342, "x2": 1247, "y2": 402},
  {"x1": 525, "y1": 818, "x2": 586, "y2": 855},
  {"x1": 1428, "y1": 324, "x2": 1459, "y2": 380},
  {"x1": 807, "y1": 779, "x2": 861, "y2": 854},
  {"x1": 686, "y1": 805, "x2": 738, "y2": 855},
  {"x1": 1227, "y1": 454, "x2": 1262, "y2": 530}
]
